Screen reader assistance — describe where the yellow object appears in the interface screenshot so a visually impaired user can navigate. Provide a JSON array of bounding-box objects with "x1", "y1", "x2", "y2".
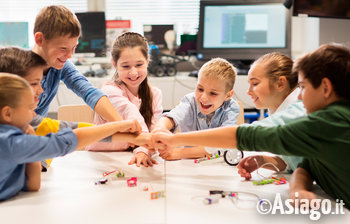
[{"x1": 34, "y1": 117, "x2": 93, "y2": 169}]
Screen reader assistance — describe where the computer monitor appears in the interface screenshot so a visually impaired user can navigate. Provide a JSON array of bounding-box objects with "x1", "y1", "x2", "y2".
[
  {"x1": 197, "y1": 0, "x2": 291, "y2": 66},
  {"x1": 75, "y1": 12, "x2": 106, "y2": 57},
  {"x1": 0, "y1": 22, "x2": 29, "y2": 48}
]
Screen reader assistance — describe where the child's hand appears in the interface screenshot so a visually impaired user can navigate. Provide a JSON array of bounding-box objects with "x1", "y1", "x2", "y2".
[
  {"x1": 128, "y1": 152, "x2": 158, "y2": 167},
  {"x1": 23, "y1": 125, "x2": 35, "y2": 135},
  {"x1": 119, "y1": 119, "x2": 142, "y2": 134},
  {"x1": 152, "y1": 132, "x2": 176, "y2": 150},
  {"x1": 289, "y1": 190, "x2": 318, "y2": 208},
  {"x1": 237, "y1": 155, "x2": 264, "y2": 180},
  {"x1": 158, "y1": 147, "x2": 182, "y2": 160}
]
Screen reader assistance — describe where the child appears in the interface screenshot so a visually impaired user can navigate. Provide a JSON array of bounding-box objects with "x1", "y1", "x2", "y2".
[
  {"x1": 0, "y1": 73, "x2": 142, "y2": 201},
  {"x1": 32, "y1": 5, "x2": 122, "y2": 122},
  {"x1": 152, "y1": 43, "x2": 350, "y2": 208},
  {"x1": 87, "y1": 32, "x2": 163, "y2": 167},
  {"x1": 152, "y1": 57, "x2": 240, "y2": 160},
  {"x1": 238, "y1": 52, "x2": 305, "y2": 179}
]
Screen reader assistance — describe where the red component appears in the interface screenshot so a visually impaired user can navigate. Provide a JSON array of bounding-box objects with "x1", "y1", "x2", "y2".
[{"x1": 127, "y1": 177, "x2": 137, "y2": 187}]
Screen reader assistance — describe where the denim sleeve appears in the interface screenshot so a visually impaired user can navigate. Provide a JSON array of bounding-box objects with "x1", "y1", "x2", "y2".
[
  {"x1": 7, "y1": 128, "x2": 78, "y2": 164},
  {"x1": 60, "y1": 60, "x2": 105, "y2": 109}
]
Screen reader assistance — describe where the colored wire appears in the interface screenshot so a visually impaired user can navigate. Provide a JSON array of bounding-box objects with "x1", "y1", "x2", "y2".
[{"x1": 254, "y1": 158, "x2": 280, "y2": 180}]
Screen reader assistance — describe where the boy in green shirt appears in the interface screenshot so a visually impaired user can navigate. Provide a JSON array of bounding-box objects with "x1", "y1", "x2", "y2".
[{"x1": 152, "y1": 43, "x2": 350, "y2": 208}]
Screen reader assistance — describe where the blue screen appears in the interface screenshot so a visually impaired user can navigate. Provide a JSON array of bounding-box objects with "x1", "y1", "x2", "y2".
[
  {"x1": 203, "y1": 4, "x2": 286, "y2": 49},
  {"x1": 0, "y1": 22, "x2": 29, "y2": 48}
]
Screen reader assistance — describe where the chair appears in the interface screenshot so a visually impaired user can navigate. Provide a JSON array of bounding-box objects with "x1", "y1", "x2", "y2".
[
  {"x1": 57, "y1": 104, "x2": 94, "y2": 123},
  {"x1": 236, "y1": 100, "x2": 245, "y2": 125}
]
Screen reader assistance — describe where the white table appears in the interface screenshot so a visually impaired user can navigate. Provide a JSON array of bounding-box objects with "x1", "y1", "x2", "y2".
[{"x1": 1, "y1": 151, "x2": 348, "y2": 224}]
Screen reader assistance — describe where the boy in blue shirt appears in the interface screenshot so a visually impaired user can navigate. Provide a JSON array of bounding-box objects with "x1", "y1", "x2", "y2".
[
  {"x1": 153, "y1": 58, "x2": 240, "y2": 160},
  {"x1": 32, "y1": 5, "x2": 121, "y2": 122}
]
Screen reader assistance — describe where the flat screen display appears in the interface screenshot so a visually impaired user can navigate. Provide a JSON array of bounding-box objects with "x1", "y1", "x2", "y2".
[{"x1": 197, "y1": 0, "x2": 291, "y2": 62}]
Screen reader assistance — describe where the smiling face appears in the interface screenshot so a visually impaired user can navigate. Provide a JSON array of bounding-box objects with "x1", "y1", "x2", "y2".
[
  {"x1": 247, "y1": 63, "x2": 281, "y2": 111},
  {"x1": 24, "y1": 66, "x2": 44, "y2": 106},
  {"x1": 35, "y1": 34, "x2": 79, "y2": 70},
  {"x1": 114, "y1": 47, "x2": 149, "y2": 96},
  {"x1": 195, "y1": 75, "x2": 233, "y2": 115},
  {"x1": 10, "y1": 89, "x2": 36, "y2": 130}
]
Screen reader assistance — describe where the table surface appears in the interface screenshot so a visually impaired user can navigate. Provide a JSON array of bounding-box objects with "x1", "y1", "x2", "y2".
[{"x1": 0, "y1": 151, "x2": 349, "y2": 224}]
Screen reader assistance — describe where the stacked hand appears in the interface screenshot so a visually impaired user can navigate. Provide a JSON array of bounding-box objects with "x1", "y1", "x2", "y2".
[
  {"x1": 118, "y1": 119, "x2": 142, "y2": 134},
  {"x1": 118, "y1": 122, "x2": 179, "y2": 162}
]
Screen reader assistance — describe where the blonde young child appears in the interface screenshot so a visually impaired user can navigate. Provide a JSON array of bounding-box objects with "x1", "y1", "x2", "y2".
[
  {"x1": 152, "y1": 43, "x2": 350, "y2": 208},
  {"x1": 153, "y1": 58, "x2": 240, "y2": 160},
  {"x1": 0, "y1": 73, "x2": 142, "y2": 201},
  {"x1": 32, "y1": 5, "x2": 122, "y2": 123},
  {"x1": 87, "y1": 32, "x2": 163, "y2": 167},
  {"x1": 237, "y1": 53, "x2": 305, "y2": 179}
]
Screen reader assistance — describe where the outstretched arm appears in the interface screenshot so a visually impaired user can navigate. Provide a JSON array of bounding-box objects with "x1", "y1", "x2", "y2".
[
  {"x1": 94, "y1": 96, "x2": 123, "y2": 122},
  {"x1": 74, "y1": 120, "x2": 141, "y2": 149},
  {"x1": 153, "y1": 126, "x2": 238, "y2": 150},
  {"x1": 152, "y1": 117, "x2": 175, "y2": 132}
]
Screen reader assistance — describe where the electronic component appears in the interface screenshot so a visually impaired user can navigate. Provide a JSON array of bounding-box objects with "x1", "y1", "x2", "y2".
[
  {"x1": 95, "y1": 177, "x2": 108, "y2": 185},
  {"x1": 223, "y1": 149, "x2": 244, "y2": 166}
]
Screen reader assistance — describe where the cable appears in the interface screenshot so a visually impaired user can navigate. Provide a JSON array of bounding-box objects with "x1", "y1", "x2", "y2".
[{"x1": 254, "y1": 158, "x2": 280, "y2": 180}]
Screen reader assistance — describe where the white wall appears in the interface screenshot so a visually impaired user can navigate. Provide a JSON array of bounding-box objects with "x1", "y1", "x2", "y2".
[
  {"x1": 291, "y1": 15, "x2": 350, "y2": 59},
  {"x1": 291, "y1": 16, "x2": 320, "y2": 59},
  {"x1": 319, "y1": 17, "x2": 350, "y2": 48}
]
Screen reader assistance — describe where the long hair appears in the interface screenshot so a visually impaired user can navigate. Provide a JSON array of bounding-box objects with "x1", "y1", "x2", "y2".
[{"x1": 111, "y1": 32, "x2": 153, "y2": 129}]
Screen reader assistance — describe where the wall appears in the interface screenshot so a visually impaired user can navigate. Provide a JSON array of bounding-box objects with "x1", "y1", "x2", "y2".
[
  {"x1": 291, "y1": 16, "x2": 320, "y2": 59},
  {"x1": 319, "y1": 17, "x2": 350, "y2": 48}
]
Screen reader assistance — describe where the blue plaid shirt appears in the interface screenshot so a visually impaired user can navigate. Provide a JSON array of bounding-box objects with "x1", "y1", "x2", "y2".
[{"x1": 163, "y1": 92, "x2": 240, "y2": 132}]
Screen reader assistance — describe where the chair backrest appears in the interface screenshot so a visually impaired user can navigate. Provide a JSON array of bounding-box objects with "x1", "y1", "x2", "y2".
[
  {"x1": 57, "y1": 104, "x2": 94, "y2": 123},
  {"x1": 236, "y1": 100, "x2": 245, "y2": 125}
]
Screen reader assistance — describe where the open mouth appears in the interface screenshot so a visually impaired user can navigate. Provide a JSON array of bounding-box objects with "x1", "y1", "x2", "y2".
[
  {"x1": 200, "y1": 102, "x2": 212, "y2": 110},
  {"x1": 129, "y1": 76, "x2": 140, "y2": 82}
]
